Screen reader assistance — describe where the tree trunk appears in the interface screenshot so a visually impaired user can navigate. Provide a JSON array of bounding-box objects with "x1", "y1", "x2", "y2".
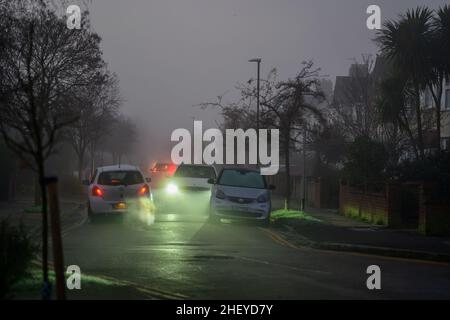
[
  {"x1": 400, "y1": 107, "x2": 420, "y2": 160},
  {"x1": 436, "y1": 103, "x2": 441, "y2": 153},
  {"x1": 414, "y1": 85, "x2": 424, "y2": 159},
  {"x1": 78, "y1": 153, "x2": 84, "y2": 182},
  {"x1": 430, "y1": 79, "x2": 443, "y2": 154},
  {"x1": 89, "y1": 143, "x2": 96, "y2": 177},
  {"x1": 37, "y1": 156, "x2": 48, "y2": 284},
  {"x1": 284, "y1": 130, "x2": 291, "y2": 210},
  {"x1": 34, "y1": 174, "x2": 41, "y2": 206}
]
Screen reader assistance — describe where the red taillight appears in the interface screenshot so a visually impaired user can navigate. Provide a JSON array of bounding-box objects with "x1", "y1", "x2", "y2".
[
  {"x1": 168, "y1": 164, "x2": 177, "y2": 176},
  {"x1": 92, "y1": 185, "x2": 103, "y2": 197},
  {"x1": 138, "y1": 184, "x2": 150, "y2": 197}
]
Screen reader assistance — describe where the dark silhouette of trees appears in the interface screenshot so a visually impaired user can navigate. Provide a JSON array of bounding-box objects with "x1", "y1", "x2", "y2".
[
  {"x1": 65, "y1": 73, "x2": 121, "y2": 181},
  {"x1": 199, "y1": 61, "x2": 325, "y2": 209},
  {"x1": 376, "y1": 7, "x2": 450, "y2": 157},
  {"x1": 0, "y1": 1, "x2": 108, "y2": 286},
  {"x1": 103, "y1": 115, "x2": 138, "y2": 165}
]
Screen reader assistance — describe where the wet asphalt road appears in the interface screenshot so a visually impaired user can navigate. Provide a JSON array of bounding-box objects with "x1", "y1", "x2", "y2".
[{"x1": 61, "y1": 209, "x2": 450, "y2": 299}]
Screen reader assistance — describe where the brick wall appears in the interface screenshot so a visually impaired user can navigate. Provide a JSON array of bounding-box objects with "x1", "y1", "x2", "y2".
[
  {"x1": 419, "y1": 182, "x2": 450, "y2": 236},
  {"x1": 339, "y1": 180, "x2": 402, "y2": 226},
  {"x1": 340, "y1": 179, "x2": 450, "y2": 233},
  {"x1": 419, "y1": 204, "x2": 450, "y2": 236}
]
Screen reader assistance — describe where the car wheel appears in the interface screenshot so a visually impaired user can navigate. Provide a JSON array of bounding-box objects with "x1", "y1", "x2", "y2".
[
  {"x1": 87, "y1": 204, "x2": 97, "y2": 223},
  {"x1": 209, "y1": 215, "x2": 220, "y2": 224},
  {"x1": 261, "y1": 216, "x2": 271, "y2": 226}
]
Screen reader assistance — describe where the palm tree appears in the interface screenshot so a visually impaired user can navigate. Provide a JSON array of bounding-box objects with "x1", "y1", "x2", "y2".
[
  {"x1": 435, "y1": 6, "x2": 450, "y2": 74},
  {"x1": 376, "y1": 69, "x2": 418, "y2": 160},
  {"x1": 376, "y1": 7, "x2": 434, "y2": 159},
  {"x1": 430, "y1": 5, "x2": 450, "y2": 153}
]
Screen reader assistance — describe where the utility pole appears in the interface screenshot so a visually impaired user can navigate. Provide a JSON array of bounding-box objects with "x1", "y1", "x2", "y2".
[
  {"x1": 249, "y1": 58, "x2": 261, "y2": 165},
  {"x1": 301, "y1": 126, "x2": 307, "y2": 211},
  {"x1": 45, "y1": 177, "x2": 66, "y2": 300}
]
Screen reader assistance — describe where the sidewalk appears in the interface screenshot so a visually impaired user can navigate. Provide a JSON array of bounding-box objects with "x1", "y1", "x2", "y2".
[
  {"x1": 273, "y1": 206, "x2": 450, "y2": 262},
  {"x1": 1, "y1": 197, "x2": 172, "y2": 300},
  {"x1": 0, "y1": 196, "x2": 86, "y2": 241}
]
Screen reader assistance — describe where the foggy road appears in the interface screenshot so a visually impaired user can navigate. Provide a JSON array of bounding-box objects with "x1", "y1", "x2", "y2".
[
  {"x1": 61, "y1": 208, "x2": 450, "y2": 300},
  {"x1": 2, "y1": 0, "x2": 450, "y2": 311}
]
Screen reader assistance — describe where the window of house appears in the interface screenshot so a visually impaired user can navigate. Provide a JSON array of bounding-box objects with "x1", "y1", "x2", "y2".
[
  {"x1": 446, "y1": 89, "x2": 450, "y2": 109},
  {"x1": 442, "y1": 137, "x2": 450, "y2": 151},
  {"x1": 424, "y1": 88, "x2": 432, "y2": 108}
]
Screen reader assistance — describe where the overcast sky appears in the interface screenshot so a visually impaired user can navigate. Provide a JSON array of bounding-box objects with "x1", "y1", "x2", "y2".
[{"x1": 85, "y1": 0, "x2": 446, "y2": 164}]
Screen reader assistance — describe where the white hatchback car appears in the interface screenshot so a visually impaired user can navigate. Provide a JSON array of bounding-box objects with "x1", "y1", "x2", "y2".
[
  {"x1": 209, "y1": 167, "x2": 275, "y2": 224},
  {"x1": 84, "y1": 165, "x2": 153, "y2": 218}
]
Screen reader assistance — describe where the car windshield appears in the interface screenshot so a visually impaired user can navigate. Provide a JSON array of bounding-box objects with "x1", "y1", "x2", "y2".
[
  {"x1": 218, "y1": 169, "x2": 266, "y2": 189},
  {"x1": 174, "y1": 165, "x2": 215, "y2": 179},
  {"x1": 97, "y1": 170, "x2": 144, "y2": 186}
]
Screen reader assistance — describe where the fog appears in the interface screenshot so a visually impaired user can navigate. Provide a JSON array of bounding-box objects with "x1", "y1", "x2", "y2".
[{"x1": 86, "y1": 0, "x2": 445, "y2": 165}]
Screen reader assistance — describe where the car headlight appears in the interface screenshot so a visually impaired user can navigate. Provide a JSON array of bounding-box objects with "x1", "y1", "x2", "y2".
[
  {"x1": 257, "y1": 194, "x2": 269, "y2": 203},
  {"x1": 166, "y1": 183, "x2": 178, "y2": 194},
  {"x1": 215, "y1": 189, "x2": 226, "y2": 199}
]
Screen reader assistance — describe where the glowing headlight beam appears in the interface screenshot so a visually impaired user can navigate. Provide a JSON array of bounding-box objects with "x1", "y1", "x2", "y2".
[{"x1": 166, "y1": 183, "x2": 178, "y2": 194}]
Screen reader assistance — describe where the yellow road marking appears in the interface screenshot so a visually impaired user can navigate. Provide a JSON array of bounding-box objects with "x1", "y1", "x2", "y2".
[
  {"x1": 98, "y1": 275, "x2": 188, "y2": 300},
  {"x1": 259, "y1": 227, "x2": 450, "y2": 267},
  {"x1": 321, "y1": 248, "x2": 450, "y2": 267},
  {"x1": 259, "y1": 227, "x2": 300, "y2": 250}
]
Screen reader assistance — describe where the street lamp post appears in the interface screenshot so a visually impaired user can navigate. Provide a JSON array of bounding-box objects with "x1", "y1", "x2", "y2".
[
  {"x1": 301, "y1": 127, "x2": 307, "y2": 211},
  {"x1": 249, "y1": 58, "x2": 261, "y2": 164}
]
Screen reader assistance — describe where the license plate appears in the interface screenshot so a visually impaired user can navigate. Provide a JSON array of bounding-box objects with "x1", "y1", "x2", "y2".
[
  {"x1": 232, "y1": 205, "x2": 248, "y2": 212},
  {"x1": 113, "y1": 202, "x2": 127, "y2": 209}
]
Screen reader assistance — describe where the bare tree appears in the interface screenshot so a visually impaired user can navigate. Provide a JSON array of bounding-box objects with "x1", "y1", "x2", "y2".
[
  {"x1": 331, "y1": 55, "x2": 379, "y2": 140},
  {"x1": 0, "y1": 3, "x2": 106, "y2": 285},
  {"x1": 103, "y1": 115, "x2": 138, "y2": 165},
  {"x1": 65, "y1": 73, "x2": 121, "y2": 181},
  {"x1": 199, "y1": 61, "x2": 325, "y2": 209}
]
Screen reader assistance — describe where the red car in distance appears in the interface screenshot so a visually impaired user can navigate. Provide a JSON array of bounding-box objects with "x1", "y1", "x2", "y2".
[{"x1": 149, "y1": 162, "x2": 177, "y2": 189}]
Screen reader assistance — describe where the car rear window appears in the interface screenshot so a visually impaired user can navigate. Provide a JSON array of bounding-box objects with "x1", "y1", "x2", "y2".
[
  {"x1": 151, "y1": 163, "x2": 176, "y2": 174},
  {"x1": 218, "y1": 169, "x2": 266, "y2": 189},
  {"x1": 174, "y1": 165, "x2": 216, "y2": 179},
  {"x1": 153, "y1": 163, "x2": 170, "y2": 171},
  {"x1": 97, "y1": 171, "x2": 144, "y2": 186}
]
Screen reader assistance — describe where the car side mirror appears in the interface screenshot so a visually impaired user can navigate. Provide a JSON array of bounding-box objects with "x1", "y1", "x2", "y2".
[
  {"x1": 145, "y1": 177, "x2": 152, "y2": 183},
  {"x1": 82, "y1": 179, "x2": 90, "y2": 186},
  {"x1": 207, "y1": 178, "x2": 215, "y2": 184},
  {"x1": 269, "y1": 184, "x2": 276, "y2": 190}
]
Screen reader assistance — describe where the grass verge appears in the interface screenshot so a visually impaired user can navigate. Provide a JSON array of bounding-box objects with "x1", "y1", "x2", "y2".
[
  {"x1": 23, "y1": 206, "x2": 42, "y2": 214},
  {"x1": 9, "y1": 267, "x2": 135, "y2": 299},
  {"x1": 271, "y1": 209, "x2": 322, "y2": 223}
]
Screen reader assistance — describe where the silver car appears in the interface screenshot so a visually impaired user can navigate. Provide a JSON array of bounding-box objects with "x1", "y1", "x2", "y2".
[{"x1": 208, "y1": 167, "x2": 275, "y2": 224}]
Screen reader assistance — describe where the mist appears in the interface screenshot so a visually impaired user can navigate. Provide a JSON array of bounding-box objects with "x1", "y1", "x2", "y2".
[{"x1": 85, "y1": 0, "x2": 445, "y2": 166}]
